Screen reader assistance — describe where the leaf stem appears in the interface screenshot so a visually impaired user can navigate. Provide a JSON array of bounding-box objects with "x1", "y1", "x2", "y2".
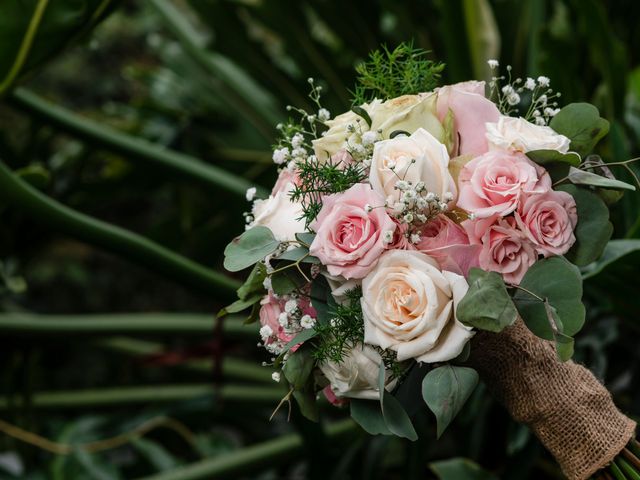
[
  {"x1": 508, "y1": 284, "x2": 545, "y2": 302},
  {"x1": 9, "y1": 88, "x2": 267, "y2": 199},
  {"x1": 0, "y1": 159, "x2": 239, "y2": 297}
]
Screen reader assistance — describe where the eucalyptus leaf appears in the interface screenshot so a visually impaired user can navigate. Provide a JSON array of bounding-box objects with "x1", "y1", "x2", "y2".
[
  {"x1": 554, "y1": 331, "x2": 575, "y2": 362},
  {"x1": 457, "y1": 269, "x2": 517, "y2": 332},
  {"x1": 350, "y1": 399, "x2": 392, "y2": 435},
  {"x1": 422, "y1": 365, "x2": 479, "y2": 438},
  {"x1": 282, "y1": 328, "x2": 317, "y2": 352},
  {"x1": 567, "y1": 166, "x2": 636, "y2": 191},
  {"x1": 271, "y1": 268, "x2": 306, "y2": 295},
  {"x1": 275, "y1": 246, "x2": 320, "y2": 264},
  {"x1": 217, "y1": 294, "x2": 262, "y2": 317},
  {"x1": 378, "y1": 364, "x2": 417, "y2": 441},
  {"x1": 526, "y1": 149, "x2": 581, "y2": 166},
  {"x1": 513, "y1": 256, "x2": 585, "y2": 340},
  {"x1": 283, "y1": 348, "x2": 315, "y2": 390},
  {"x1": 558, "y1": 185, "x2": 613, "y2": 266},
  {"x1": 293, "y1": 389, "x2": 319, "y2": 422},
  {"x1": 582, "y1": 239, "x2": 640, "y2": 279},
  {"x1": 549, "y1": 103, "x2": 610, "y2": 157},
  {"x1": 389, "y1": 129, "x2": 410, "y2": 139},
  {"x1": 430, "y1": 458, "x2": 498, "y2": 480},
  {"x1": 236, "y1": 263, "x2": 267, "y2": 300},
  {"x1": 295, "y1": 232, "x2": 316, "y2": 247},
  {"x1": 223, "y1": 226, "x2": 280, "y2": 272}
]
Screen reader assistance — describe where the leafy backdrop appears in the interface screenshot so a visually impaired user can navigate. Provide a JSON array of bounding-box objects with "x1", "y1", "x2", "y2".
[{"x1": 0, "y1": 0, "x2": 639, "y2": 479}]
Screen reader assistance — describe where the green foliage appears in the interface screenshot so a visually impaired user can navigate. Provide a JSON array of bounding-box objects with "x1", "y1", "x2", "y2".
[
  {"x1": 378, "y1": 364, "x2": 417, "y2": 441},
  {"x1": 458, "y1": 269, "x2": 518, "y2": 333},
  {"x1": 558, "y1": 185, "x2": 614, "y2": 266},
  {"x1": 350, "y1": 399, "x2": 392, "y2": 435},
  {"x1": 422, "y1": 365, "x2": 479, "y2": 438},
  {"x1": 513, "y1": 257, "x2": 585, "y2": 353},
  {"x1": 566, "y1": 167, "x2": 636, "y2": 191},
  {"x1": 526, "y1": 149, "x2": 581, "y2": 167},
  {"x1": 430, "y1": 458, "x2": 498, "y2": 480},
  {"x1": 290, "y1": 156, "x2": 368, "y2": 228},
  {"x1": 312, "y1": 287, "x2": 365, "y2": 364},
  {"x1": 223, "y1": 226, "x2": 280, "y2": 272},
  {"x1": 550, "y1": 103, "x2": 610, "y2": 157},
  {"x1": 351, "y1": 42, "x2": 445, "y2": 105}
]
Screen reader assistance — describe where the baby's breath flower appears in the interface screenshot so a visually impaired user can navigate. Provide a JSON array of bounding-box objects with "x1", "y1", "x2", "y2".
[
  {"x1": 291, "y1": 133, "x2": 304, "y2": 148},
  {"x1": 382, "y1": 230, "x2": 394, "y2": 244},
  {"x1": 278, "y1": 312, "x2": 289, "y2": 327},
  {"x1": 271, "y1": 372, "x2": 281, "y2": 382},
  {"x1": 318, "y1": 108, "x2": 330, "y2": 122},
  {"x1": 272, "y1": 147, "x2": 289, "y2": 165},
  {"x1": 507, "y1": 92, "x2": 521, "y2": 106},
  {"x1": 259, "y1": 325, "x2": 273, "y2": 340},
  {"x1": 524, "y1": 77, "x2": 536, "y2": 90},
  {"x1": 488, "y1": 59, "x2": 499, "y2": 69},
  {"x1": 537, "y1": 76, "x2": 550, "y2": 87},
  {"x1": 300, "y1": 315, "x2": 316, "y2": 329},
  {"x1": 443, "y1": 191, "x2": 454, "y2": 202},
  {"x1": 284, "y1": 299, "x2": 298, "y2": 314},
  {"x1": 361, "y1": 131, "x2": 378, "y2": 146},
  {"x1": 262, "y1": 276, "x2": 272, "y2": 290},
  {"x1": 410, "y1": 233, "x2": 421, "y2": 244},
  {"x1": 245, "y1": 187, "x2": 257, "y2": 202}
]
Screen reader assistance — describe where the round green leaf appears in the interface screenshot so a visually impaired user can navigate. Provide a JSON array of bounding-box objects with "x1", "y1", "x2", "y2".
[
  {"x1": 457, "y1": 268, "x2": 517, "y2": 332},
  {"x1": 549, "y1": 103, "x2": 610, "y2": 157},
  {"x1": 223, "y1": 226, "x2": 280, "y2": 272},
  {"x1": 378, "y1": 364, "x2": 418, "y2": 441},
  {"x1": 526, "y1": 149, "x2": 581, "y2": 167},
  {"x1": 422, "y1": 365, "x2": 479, "y2": 438},
  {"x1": 513, "y1": 256, "x2": 585, "y2": 340},
  {"x1": 558, "y1": 184, "x2": 613, "y2": 266},
  {"x1": 350, "y1": 399, "x2": 392, "y2": 436}
]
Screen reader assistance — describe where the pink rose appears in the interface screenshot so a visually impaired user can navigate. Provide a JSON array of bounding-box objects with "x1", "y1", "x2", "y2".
[
  {"x1": 309, "y1": 183, "x2": 396, "y2": 279},
  {"x1": 322, "y1": 385, "x2": 349, "y2": 406},
  {"x1": 435, "y1": 81, "x2": 501, "y2": 157},
  {"x1": 271, "y1": 169, "x2": 299, "y2": 195},
  {"x1": 471, "y1": 217, "x2": 538, "y2": 284},
  {"x1": 515, "y1": 190, "x2": 578, "y2": 257},
  {"x1": 259, "y1": 293, "x2": 294, "y2": 345},
  {"x1": 416, "y1": 214, "x2": 480, "y2": 277},
  {"x1": 457, "y1": 150, "x2": 551, "y2": 218},
  {"x1": 387, "y1": 219, "x2": 417, "y2": 251},
  {"x1": 331, "y1": 149, "x2": 355, "y2": 169}
]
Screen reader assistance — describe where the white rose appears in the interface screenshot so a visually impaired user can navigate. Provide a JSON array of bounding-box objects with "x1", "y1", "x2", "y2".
[
  {"x1": 312, "y1": 99, "x2": 382, "y2": 162},
  {"x1": 319, "y1": 344, "x2": 391, "y2": 399},
  {"x1": 361, "y1": 250, "x2": 473, "y2": 363},
  {"x1": 250, "y1": 182, "x2": 305, "y2": 242},
  {"x1": 486, "y1": 116, "x2": 571, "y2": 153},
  {"x1": 369, "y1": 127, "x2": 455, "y2": 203},
  {"x1": 370, "y1": 93, "x2": 444, "y2": 141}
]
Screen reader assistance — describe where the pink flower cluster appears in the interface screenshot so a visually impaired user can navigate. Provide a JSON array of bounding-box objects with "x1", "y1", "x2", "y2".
[{"x1": 458, "y1": 151, "x2": 577, "y2": 284}]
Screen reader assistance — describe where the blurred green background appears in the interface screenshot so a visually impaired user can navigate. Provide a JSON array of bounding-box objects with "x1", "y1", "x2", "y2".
[{"x1": 0, "y1": 0, "x2": 639, "y2": 478}]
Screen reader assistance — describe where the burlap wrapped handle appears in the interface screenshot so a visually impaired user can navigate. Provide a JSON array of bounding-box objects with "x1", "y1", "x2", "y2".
[{"x1": 468, "y1": 320, "x2": 636, "y2": 480}]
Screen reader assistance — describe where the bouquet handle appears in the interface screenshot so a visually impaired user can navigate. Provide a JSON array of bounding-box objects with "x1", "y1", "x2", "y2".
[{"x1": 468, "y1": 320, "x2": 636, "y2": 480}]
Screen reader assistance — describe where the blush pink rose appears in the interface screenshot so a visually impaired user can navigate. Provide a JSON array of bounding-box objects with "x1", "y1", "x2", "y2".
[
  {"x1": 331, "y1": 149, "x2": 355, "y2": 169},
  {"x1": 515, "y1": 190, "x2": 578, "y2": 257},
  {"x1": 457, "y1": 150, "x2": 551, "y2": 218},
  {"x1": 322, "y1": 385, "x2": 349, "y2": 407},
  {"x1": 387, "y1": 219, "x2": 417, "y2": 251},
  {"x1": 435, "y1": 81, "x2": 501, "y2": 157},
  {"x1": 259, "y1": 293, "x2": 294, "y2": 345},
  {"x1": 310, "y1": 183, "x2": 396, "y2": 279},
  {"x1": 470, "y1": 217, "x2": 538, "y2": 284},
  {"x1": 416, "y1": 214, "x2": 480, "y2": 277},
  {"x1": 271, "y1": 169, "x2": 300, "y2": 195}
]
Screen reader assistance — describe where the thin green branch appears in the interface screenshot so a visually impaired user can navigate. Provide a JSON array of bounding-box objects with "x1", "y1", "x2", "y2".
[
  {"x1": 9, "y1": 88, "x2": 267, "y2": 199},
  {"x1": 96, "y1": 337, "x2": 271, "y2": 384},
  {"x1": 0, "y1": 159, "x2": 239, "y2": 297},
  {"x1": 0, "y1": 384, "x2": 284, "y2": 410},
  {"x1": 0, "y1": 0, "x2": 50, "y2": 95},
  {"x1": 0, "y1": 313, "x2": 256, "y2": 337},
  {"x1": 134, "y1": 419, "x2": 358, "y2": 480}
]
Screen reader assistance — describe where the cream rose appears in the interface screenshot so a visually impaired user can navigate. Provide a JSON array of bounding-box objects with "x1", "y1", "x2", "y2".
[
  {"x1": 369, "y1": 128, "x2": 455, "y2": 203},
  {"x1": 312, "y1": 99, "x2": 382, "y2": 162},
  {"x1": 250, "y1": 182, "x2": 305, "y2": 242},
  {"x1": 312, "y1": 94, "x2": 445, "y2": 162},
  {"x1": 361, "y1": 250, "x2": 473, "y2": 363},
  {"x1": 486, "y1": 116, "x2": 571, "y2": 153},
  {"x1": 319, "y1": 344, "x2": 389, "y2": 400},
  {"x1": 370, "y1": 93, "x2": 444, "y2": 141}
]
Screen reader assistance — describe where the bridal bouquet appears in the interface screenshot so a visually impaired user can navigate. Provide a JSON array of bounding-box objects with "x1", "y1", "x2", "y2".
[{"x1": 222, "y1": 45, "x2": 637, "y2": 479}]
